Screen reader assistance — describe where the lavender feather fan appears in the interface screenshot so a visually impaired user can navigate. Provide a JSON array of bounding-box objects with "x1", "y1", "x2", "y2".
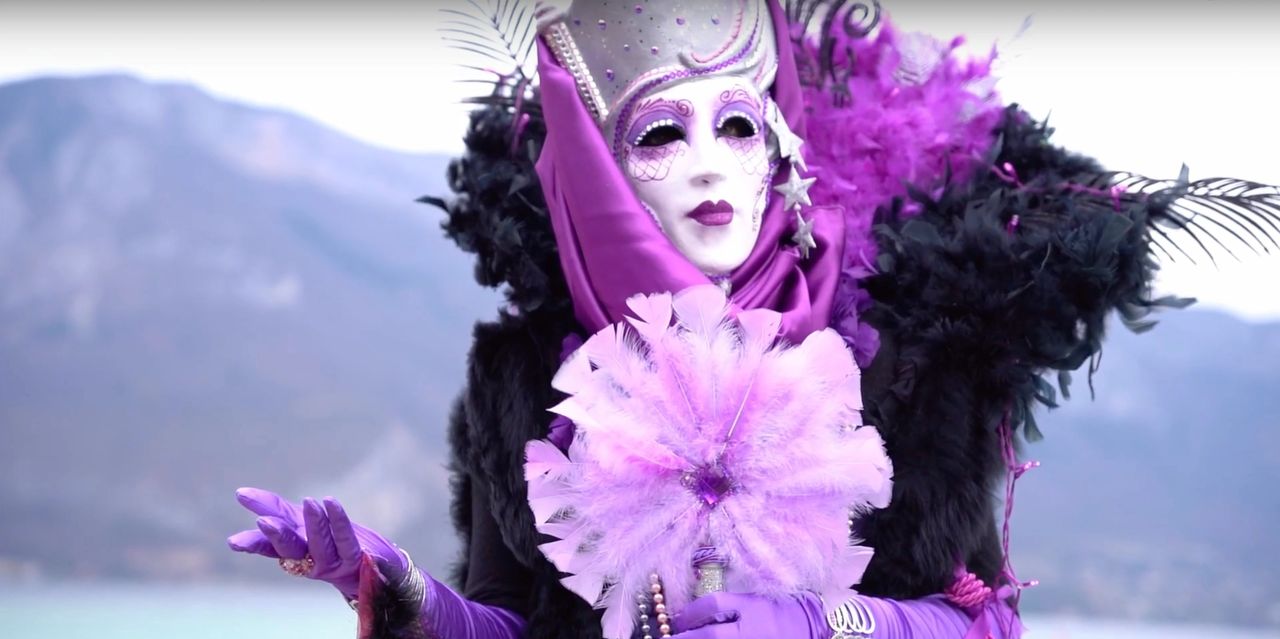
[{"x1": 524, "y1": 284, "x2": 893, "y2": 639}]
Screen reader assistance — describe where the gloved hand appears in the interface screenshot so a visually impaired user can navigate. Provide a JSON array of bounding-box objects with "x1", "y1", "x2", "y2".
[
  {"x1": 227, "y1": 487, "x2": 527, "y2": 639},
  {"x1": 669, "y1": 591, "x2": 827, "y2": 639},
  {"x1": 226, "y1": 487, "x2": 407, "y2": 600},
  {"x1": 671, "y1": 590, "x2": 1022, "y2": 639}
]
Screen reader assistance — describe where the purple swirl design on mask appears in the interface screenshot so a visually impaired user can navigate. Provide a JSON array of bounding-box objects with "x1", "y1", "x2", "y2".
[
  {"x1": 715, "y1": 87, "x2": 764, "y2": 134},
  {"x1": 611, "y1": 11, "x2": 763, "y2": 157},
  {"x1": 690, "y1": 0, "x2": 747, "y2": 64},
  {"x1": 625, "y1": 97, "x2": 695, "y2": 146}
]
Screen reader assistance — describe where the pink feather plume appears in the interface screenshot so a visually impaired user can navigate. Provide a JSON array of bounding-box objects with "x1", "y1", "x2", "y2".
[{"x1": 801, "y1": 19, "x2": 1005, "y2": 368}]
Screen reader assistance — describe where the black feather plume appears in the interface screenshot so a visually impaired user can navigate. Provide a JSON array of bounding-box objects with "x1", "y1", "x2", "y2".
[
  {"x1": 786, "y1": 0, "x2": 881, "y2": 99},
  {"x1": 439, "y1": 0, "x2": 540, "y2": 113},
  {"x1": 1095, "y1": 168, "x2": 1280, "y2": 264}
]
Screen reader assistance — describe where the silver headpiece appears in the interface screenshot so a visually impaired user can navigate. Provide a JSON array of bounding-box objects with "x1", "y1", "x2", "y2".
[{"x1": 539, "y1": 0, "x2": 780, "y2": 154}]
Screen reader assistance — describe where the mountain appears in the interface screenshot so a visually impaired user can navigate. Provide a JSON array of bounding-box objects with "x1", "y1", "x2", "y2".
[
  {"x1": 0, "y1": 74, "x2": 497, "y2": 580},
  {"x1": 0, "y1": 75, "x2": 1276, "y2": 629},
  {"x1": 1012, "y1": 309, "x2": 1280, "y2": 628}
]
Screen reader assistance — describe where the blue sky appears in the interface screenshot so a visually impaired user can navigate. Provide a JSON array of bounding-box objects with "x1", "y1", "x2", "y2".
[{"x1": 3, "y1": 0, "x2": 1277, "y2": 319}]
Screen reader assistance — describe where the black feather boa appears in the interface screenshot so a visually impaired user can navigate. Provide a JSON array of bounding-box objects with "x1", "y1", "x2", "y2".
[
  {"x1": 855, "y1": 105, "x2": 1180, "y2": 597},
  {"x1": 364, "y1": 101, "x2": 1181, "y2": 634}
]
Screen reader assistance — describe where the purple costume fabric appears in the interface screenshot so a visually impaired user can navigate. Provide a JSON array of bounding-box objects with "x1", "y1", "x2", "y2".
[
  {"x1": 856, "y1": 594, "x2": 1022, "y2": 639},
  {"x1": 668, "y1": 590, "x2": 1020, "y2": 639},
  {"x1": 535, "y1": 0, "x2": 844, "y2": 344}
]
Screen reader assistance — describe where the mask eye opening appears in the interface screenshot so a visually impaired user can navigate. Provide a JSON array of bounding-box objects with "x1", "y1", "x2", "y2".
[
  {"x1": 716, "y1": 112, "x2": 760, "y2": 139},
  {"x1": 632, "y1": 119, "x2": 686, "y2": 147}
]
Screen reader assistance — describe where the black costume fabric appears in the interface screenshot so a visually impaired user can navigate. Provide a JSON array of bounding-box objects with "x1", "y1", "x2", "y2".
[{"x1": 353, "y1": 81, "x2": 1276, "y2": 635}]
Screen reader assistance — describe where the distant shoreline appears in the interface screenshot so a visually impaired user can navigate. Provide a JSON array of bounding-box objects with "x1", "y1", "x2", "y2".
[{"x1": 1, "y1": 582, "x2": 1276, "y2": 639}]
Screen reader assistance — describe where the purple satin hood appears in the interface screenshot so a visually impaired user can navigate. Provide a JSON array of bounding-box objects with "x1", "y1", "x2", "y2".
[{"x1": 535, "y1": 0, "x2": 843, "y2": 343}]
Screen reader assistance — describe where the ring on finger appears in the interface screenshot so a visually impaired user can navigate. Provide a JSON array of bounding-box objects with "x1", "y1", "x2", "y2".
[{"x1": 279, "y1": 555, "x2": 315, "y2": 577}]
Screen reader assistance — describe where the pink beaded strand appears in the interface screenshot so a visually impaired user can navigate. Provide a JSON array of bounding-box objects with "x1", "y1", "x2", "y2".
[{"x1": 647, "y1": 573, "x2": 671, "y2": 638}]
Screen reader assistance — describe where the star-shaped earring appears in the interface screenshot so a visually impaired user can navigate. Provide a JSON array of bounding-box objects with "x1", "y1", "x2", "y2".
[
  {"x1": 776, "y1": 129, "x2": 807, "y2": 172},
  {"x1": 775, "y1": 166, "x2": 816, "y2": 211},
  {"x1": 791, "y1": 209, "x2": 817, "y2": 260},
  {"x1": 768, "y1": 106, "x2": 808, "y2": 172}
]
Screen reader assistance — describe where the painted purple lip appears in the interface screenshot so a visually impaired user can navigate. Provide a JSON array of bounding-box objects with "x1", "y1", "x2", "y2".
[{"x1": 687, "y1": 200, "x2": 735, "y2": 226}]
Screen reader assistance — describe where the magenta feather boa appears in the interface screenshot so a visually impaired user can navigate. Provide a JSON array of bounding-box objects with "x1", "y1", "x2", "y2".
[{"x1": 801, "y1": 20, "x2": 1004, "y2": 365}]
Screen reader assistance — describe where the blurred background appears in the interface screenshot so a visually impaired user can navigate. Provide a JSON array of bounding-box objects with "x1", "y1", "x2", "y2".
[{"x1": 0, "y1": 1, "x2": 1277, "y2": 637}]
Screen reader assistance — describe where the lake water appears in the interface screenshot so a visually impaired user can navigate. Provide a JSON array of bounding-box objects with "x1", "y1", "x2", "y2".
[{"x1": 0, "y1": 583, "x2": 1275, "y2": 639}]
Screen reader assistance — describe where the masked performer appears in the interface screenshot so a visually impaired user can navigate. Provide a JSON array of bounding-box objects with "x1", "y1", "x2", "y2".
[{"x1": 228, "y1": 2, "x2": 1280, "y2": 638}]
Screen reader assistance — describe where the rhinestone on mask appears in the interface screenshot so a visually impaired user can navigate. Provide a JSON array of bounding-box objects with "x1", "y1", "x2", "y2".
[{"x1": 631, "y1": 118, "x2": 680, "y2": 146}]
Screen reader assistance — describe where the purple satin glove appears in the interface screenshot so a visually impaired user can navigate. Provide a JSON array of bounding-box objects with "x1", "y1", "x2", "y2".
[
  {"x1": 227, "y1": 487, "x2": 407, "y2": 600},
  {"x1": 412, "y1": 570, "x2": 526, "y2": 639},
  {"x1": 670, "y1": 592, "x2": 827, "y2": 639},
  {"x1": 670, "y1": 591, "x2": 1022, "y2": 639},
  {"x1": 228, "y1": 488, "x2": 525, "y2": 639}
]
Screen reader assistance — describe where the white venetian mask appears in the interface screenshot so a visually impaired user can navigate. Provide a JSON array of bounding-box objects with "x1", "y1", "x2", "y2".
[{"x1": 618, "y1": 76, "x2": 776, "y2": 275}]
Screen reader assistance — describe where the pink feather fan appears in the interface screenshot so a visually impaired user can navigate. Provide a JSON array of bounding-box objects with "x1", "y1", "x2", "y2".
[{"x1": 524, "y1": 285, "x2": 893, "y2": 639}]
